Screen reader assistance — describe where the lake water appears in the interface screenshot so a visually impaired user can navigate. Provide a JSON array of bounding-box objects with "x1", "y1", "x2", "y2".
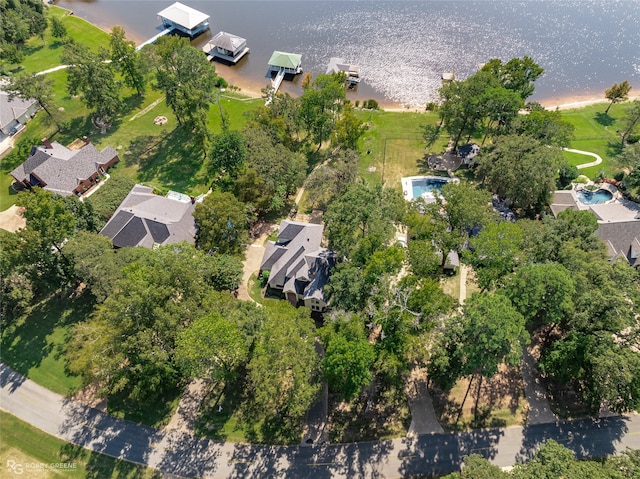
[{"x1": 55, "y1": 0, "x2": 640, "y2": 107}]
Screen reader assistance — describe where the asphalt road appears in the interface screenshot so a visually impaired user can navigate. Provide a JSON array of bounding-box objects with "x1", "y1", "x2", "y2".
[{"x1": 1, "y1": 363, "x2": 639, "y2": 478}]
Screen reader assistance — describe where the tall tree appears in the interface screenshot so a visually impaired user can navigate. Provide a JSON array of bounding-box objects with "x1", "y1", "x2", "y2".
[
  {"x1": 246, "y1": 301, "x2": 320, "y2": 420},
  {"x1": 110, "y1": 26, "x2": 146, "y2": 96},
  {"x1": 477, "y1": 134, "x2": 562, "y2": 217},
  {"x1": 430, "y1": 292, "x2": 527, "y2": 417},
  {"x1": 49, "y1": 15, "x2": 67, "y2": 40},
  {"x1": 193, "y1": 191, "x2": 249, "y2": 256},
  {"x1": 604, "y1": 81, "x2": 631, "y2": 114},
  {"x1": 464, "y1": 221, "x2": 523, "y2": 291},
  {"x1": 176, "y1": 312, "x2": 249, "y2": 382},
  {"x1": 481, "y1": 56, "x2": 544, "y2": 100},
  {"x1": 621, "y1": 100, "x2": 640, "y2": 146},
  {"x1": 320, "y1": 313, "x2": 375, "y2": 401},
  {"x1": 66, "y1": 244, "x2": 234, "y2": 401},
  {"x1": 297, "y1": 73, "x2": 346, "y2": 149},
  {"x1": 504, "y1": 262, "x2": 575, "y2": 330},
  {"x1": 6, "y1": 72, "x2": 56, "y2": 123},
  {"x1": 62, "y1": 42, "x2": 122, "y2": 129},
  {"x1": 208, "y1": 129, "x2": 247, "y2": 179},
  {"x1": 154, "y1": 35, "x2": 219, "y2": 133},
  {"x1": 510, "y1": 103, "x2": 574, "y2": 147}
]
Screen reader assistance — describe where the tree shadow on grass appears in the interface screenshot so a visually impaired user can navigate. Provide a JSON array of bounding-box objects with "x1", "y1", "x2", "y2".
[
  {"x1": 59, "y1": 443, "x2": 162, "y2": 479},
  {"x1": 133, "y1": 127, "x2": 209, "y2": 193},
  {"x1": 594, "y1": 112, "x2": 615, "y2": 127},
  {"x1": 107, "y1": 383, "x2": 184, "y2": 429},
  {"x1": 0, "y1": 293, "x2": 95, "y2": 380}
]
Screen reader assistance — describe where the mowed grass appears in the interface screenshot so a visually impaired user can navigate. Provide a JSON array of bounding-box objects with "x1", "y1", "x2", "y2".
[
  {"x1": 560, "y1": 102, "x2": 630, "y2": 179},
  {"x1": 357, "y1": 109, "x2": 447, "y2": 187},
  {"x1": 4, "y1": 6, "x2": 111, "y2": 75},
  {"x1": 0, "y1": 411, "x2": 161, "y2": 479},
  {"x1": 0, "y1": 293, "x2": 95, "y2": 395}
]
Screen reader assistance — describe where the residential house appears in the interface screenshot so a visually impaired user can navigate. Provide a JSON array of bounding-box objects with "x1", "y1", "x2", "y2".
[
  {"x1": 259, "y1": 220, "x2": 335, "y2": 312},
  {"x1": 550, "y1": 190, "x2": 640, "y2": 267},
  {"x1": 100, "y1": 184, "x2": 197, "y2": 248},
  {"x1": 0, "y1": 80, "x2": 39, "y2": 136},
  {"x1": 10, "y1": 138, "x2": 119, "y2": 197}
]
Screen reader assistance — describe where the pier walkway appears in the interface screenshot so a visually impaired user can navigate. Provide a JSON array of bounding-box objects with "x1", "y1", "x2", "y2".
[
  {"x1": 266, "y1": 69, "x2": 286, "y2": 105},
  {"x1": 135, "y1": 27, "x2": 174, "y2": 51}
]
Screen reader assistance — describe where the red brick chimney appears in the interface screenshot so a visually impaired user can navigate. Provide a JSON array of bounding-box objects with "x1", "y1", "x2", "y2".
[
  {"x1": 82, "y1": 136, "x2": 90, "y2": 145},
  {"x1": 42, "y1": 138, "x2": 53, "y2": 149}
]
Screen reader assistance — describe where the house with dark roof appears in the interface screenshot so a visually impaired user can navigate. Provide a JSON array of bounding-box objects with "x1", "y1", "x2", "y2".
[
  {"x1": 259, "y1": 220, "x2": 335, "y2": 312},
  {"x1": 10, "y1": 138, "x2": 119, "y2": 197},
  {"x1": 550, "y1": 190, "x2": 640, "y2": 267},
  {"x1": 0, "y1": 80, "x2": 40, "y2": 137},
  {"x1": 100, "y1": 184, "x2": 197, "y2": 248}
]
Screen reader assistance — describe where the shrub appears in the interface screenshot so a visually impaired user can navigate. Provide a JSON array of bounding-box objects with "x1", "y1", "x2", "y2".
[
  {"x1": 86, "y1": 175, "x2": 135, "y2": 221},
  {"x1": 557, "y1": 164, "x2": 579, "y2": 188}
]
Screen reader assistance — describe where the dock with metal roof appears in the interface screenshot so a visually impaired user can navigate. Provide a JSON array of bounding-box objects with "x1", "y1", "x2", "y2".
[
  {"x1": 157, "y1": 2, "x2": 209, "y2": 37},
  {"x1": 202, "y1": 31, "x2": 249, "y2": 63}
]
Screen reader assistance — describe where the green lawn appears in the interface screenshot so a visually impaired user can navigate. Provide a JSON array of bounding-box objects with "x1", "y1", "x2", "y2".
[
  {"x1": 0, "y1": 293, "x2": 94, "y2": 396},
  {"x1": 356, "y1": 109, "x2": 447, "y2": 187},
  {"x1": 560, "y1": 103, "x2": 629, "y2": 179},
  {"x1": 0, "y1": 411, "x2": 161, "y2": 478},
  {"x1": 3, "y1": 6, "x2": 111, "y2": 75}
]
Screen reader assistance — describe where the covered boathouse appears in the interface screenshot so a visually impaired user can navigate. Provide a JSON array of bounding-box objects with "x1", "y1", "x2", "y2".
[
  {"x1": 157, "y1": 2, "x2": 210, "y2": 37},
  {"x1": 267, "y1": 51, "x2": 303, "y2": 75},
  {"x1": 202, "y1": 32, "x2": 249, "y2": 63}
]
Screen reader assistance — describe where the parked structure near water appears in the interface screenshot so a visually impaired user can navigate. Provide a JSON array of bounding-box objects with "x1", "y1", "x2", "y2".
[
  {"x1": 326, "y1": 57, "x2": 361, "y2": 85},
  {"x1": 135, "y1": 2, "x2": 210, "y2": 51},
  {"x1": 158, "y1": 2, "x2": 210, "y2": 37},
  {"x1": 202, "y1": 31, "x2": 249, "y2": 63}
]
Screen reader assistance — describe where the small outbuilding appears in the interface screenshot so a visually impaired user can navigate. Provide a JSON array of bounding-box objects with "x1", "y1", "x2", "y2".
[
  {"x1": 202, "y1": 31, "x2": 249, "y2": 63},
  {"x1": 157, "y1": 2, "x2": 210, "y2": 37}
]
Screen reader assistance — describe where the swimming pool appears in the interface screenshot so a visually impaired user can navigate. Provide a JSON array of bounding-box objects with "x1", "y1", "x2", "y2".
[
  {"x1": 576, "y1": 189, "x2": 613, "y2": 205},
  {"x1": 401, "y1": 176, "x2": 458, "y2": 202},
  {"x1": 412, "y1": 178, "x2": 450, "y2": 198}
]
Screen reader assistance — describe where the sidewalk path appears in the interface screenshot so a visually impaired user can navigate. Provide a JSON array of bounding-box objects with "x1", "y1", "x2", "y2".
[
  {"x1": 562, "y1": 147, "x2": 603, "y2": 170},
  {"x1": 521, "y1": 346, "x2": 557, "y2": 426},
  {"x1": 406, "y1": 367, "x2": 444, "y2": 436},
  {"x1": 2, "y1": 363, "x2": 639, "y2": 478}
]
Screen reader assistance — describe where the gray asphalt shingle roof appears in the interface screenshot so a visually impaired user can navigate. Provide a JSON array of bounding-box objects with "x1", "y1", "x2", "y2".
[
  {"x1": 260, "y1": 220, "x2": 335, "y2": 304},
  {"x1": 100, "y1": 185, "x2": 196, "y2": 248},
  {"x1": 10, "y1": 141, "x2": 118, "y2": 196}
]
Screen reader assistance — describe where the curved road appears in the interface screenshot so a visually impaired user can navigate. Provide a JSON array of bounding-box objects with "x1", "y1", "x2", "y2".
[{"x1": 1, "y1": 364, "x2": 638, "y2": 478}]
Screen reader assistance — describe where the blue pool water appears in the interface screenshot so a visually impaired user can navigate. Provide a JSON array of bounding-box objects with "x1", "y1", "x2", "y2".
[
  {"x1": 576, "y1": 189, "x2": 613, "y2": 205},
  {"x1": 412, "y1": 178, "x2": 450, "y2": 198}
]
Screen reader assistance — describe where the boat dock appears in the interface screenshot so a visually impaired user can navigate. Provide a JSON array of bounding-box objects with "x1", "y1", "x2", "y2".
[{"x1": 135, "y1": 27, "x2": 174, "y2": 52}]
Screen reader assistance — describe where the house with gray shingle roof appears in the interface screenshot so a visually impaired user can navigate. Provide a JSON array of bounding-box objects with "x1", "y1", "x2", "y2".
[
  {"x1": 551, "y1": 190, "x2": 640, "y2": 267},
  {"x1": 100, "y1": 184, "x2": 197, "y2": 249},
  {"x1": 259, "y1": 220, "x2": 335, "y2": 312},
  {"x1": 10, "y1": 138, "x2": 119, "y2": 197},
  {"x1": 0, "y1": 80, "x2": 40, "y2": 137}
]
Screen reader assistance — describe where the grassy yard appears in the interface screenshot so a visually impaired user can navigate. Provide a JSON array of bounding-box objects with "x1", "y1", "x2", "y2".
[
  {"x1": 560, "y1": 103, "x2": 630, "y2": 179},
  {"x1": 0, "y1": 411, "x2": 161, "y2": 479},
  {"x1": 356, "y1": 109, "x2": 448, "y2": 188},
  {"x1": 0, "y1": 292, "x2": 95, "y2": 396}
]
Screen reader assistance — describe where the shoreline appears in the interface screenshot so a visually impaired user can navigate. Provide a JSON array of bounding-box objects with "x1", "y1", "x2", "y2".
[{"x1": 51, "y1": 5, "x2": 638, "y2": 114}]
